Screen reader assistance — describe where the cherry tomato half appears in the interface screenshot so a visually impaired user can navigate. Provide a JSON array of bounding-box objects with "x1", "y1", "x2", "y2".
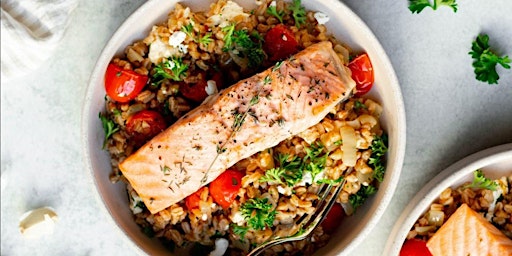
[
  {"x1": 180, "y1": 71, "x2": 221, "y2": 103},
  {"x1": 320, "y1": 203, "x2": 344, "y2": 234},
  {"x1": 264, "y1": 24, "x2": 299, "y2": 61},
  {"x1": 105, "y1": 63, "x2": 148, "y2": 103},
  {"x1": 185, "y1": 187, "x2": 207, "y2": 211},
  {"x1": 125, "y1": 110, "x2": 167, "y2": 146},
  {"x1": 209, "y1": 169, "x2": 245, "y2": 209},
  {"x1": 400, "y1": 239, "x2": 432, "y2": 256},
  {"x1": 348, "y1": 53, "x2": 374, "y2": 96}
]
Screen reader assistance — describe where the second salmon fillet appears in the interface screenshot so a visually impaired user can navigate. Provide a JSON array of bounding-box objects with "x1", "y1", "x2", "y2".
[{"x1": 119, "y1": 41, "x2": 356, "y2": 214}]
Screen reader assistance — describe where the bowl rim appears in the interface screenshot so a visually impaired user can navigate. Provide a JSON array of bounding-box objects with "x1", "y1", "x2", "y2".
[
  {"x1": 383, "y1": 143, "x2": 512, "y2": 255},
  {"x1": 81, "y1": 0, "x2": 406, "y2": 255}
]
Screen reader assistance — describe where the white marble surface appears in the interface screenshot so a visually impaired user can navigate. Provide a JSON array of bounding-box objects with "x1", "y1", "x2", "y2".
[{"x1": 1, "y1": 0, "x2": 511, "y2": 255}]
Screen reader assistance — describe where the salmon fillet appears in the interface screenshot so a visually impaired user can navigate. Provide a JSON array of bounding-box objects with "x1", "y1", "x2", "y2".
[
  {"x1": 119, "y1": 41, "x2": 355, "y2": 214},
  {"x1": 427, "y1": 203, "x2": 512, "y2": 256}
]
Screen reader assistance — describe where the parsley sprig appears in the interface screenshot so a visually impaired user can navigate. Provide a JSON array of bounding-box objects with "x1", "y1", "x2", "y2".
[
  {"x1": 462, "y1": 169, "x2": 498, "y2": 191},
  {"x1": 369, "y1": 134, "x2": 388, "y2": 183},
  {"x1": 222, "y1": 24, "x2": 265, "y2": 68},
  {"x1": 181, "y1": 21, "x2": 213, "y2": 46},
  {"x1": 469, "y1": 34, "x2": 511, "y2": 85},
  {"x1": 408, "y1": 0, "x2": 458, "y2": 14},
  {"x1": 267, "y1": 3, "x2": 284, "y2": 23},
  {"x1": 99, "y1": 112, "x2": 119, "y2": 149},
  {"x1": 259, "y1": 154, "x2": 303, "y2": 186},
  {"x1": 349, "y1": 184, "x2": 377, "y2": 211},
  {"x1": 151, "y1": 56, "x2": 189, "y2": 87},
  {"x1": 289, "y1": 0, "x2": 306, "y2": 28},
  {"x1": 240, "y1": 198, "x2": 276, "y2": 230}
]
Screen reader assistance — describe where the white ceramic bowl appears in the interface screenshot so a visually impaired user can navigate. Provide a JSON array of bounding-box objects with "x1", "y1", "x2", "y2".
[
  {"x1": 81, "y1": 0, "x2": 406, "y2": 255},
  {"x1": 384, "y1": 143, "x2": 512, "y2": 255}
]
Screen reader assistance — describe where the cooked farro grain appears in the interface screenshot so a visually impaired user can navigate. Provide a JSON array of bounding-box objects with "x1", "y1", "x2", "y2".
[{"x1": 101, "y1": 0, "x2": 388, "y2": 255}]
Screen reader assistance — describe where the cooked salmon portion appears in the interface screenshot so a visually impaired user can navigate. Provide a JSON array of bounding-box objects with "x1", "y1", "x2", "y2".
[
  {"x1": 427, "y1": 203, "x2": 512, "y2": 256},
  {"x1": 119, "y1": 41, "x2": 356, "y2": 214}
]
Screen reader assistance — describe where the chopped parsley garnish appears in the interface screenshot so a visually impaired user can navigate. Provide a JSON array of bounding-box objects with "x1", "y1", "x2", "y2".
[
  {"x1": 462, "y1": 169, "x2": 498, "y2": 191},
  {"x1": 259, "y1": 154, "x2": 303, "y2": 186},
  {"x1": 151, "y1": 56, "x2": 189, "y2": 87},
  {"x1": 99, "y1": 112, "x2": 119, "y2": 149},
  {"x1": 349, "y1": 184, "x2": 377, "y2": 210},
  {"x1": 288, "y1": 0, "x2": 306, "y2": 28},
  {"x1": 408, "y1": 0, "x2": 458, "y2": 14},
  {"x1": 240, "y1": 198, "x2": 276, "y2": 230},
  {"x1": 222, "y1": 24, "x2": 265, "y2": 68},
  {"x1": 267, "y1": 3, "x2": 284, "y2": 23},
  {"x1": 369, "y1": 134, "x2": 388, "y2": 183},
  {"x1": 304, "y1": 142, "x2": 328, "y2": 181},
  {"x1": 469, "y1": 34, "x2": 511, "y2": 84},
  {"x1": 231, "y1": 224, "x2": 249, "y2": 240},
  {"x1": 181, "y1": 20, "x2": 213, "y2": 46},
  {"x1": 354, "y1": 100, "x2": 367, "y2": 110}
]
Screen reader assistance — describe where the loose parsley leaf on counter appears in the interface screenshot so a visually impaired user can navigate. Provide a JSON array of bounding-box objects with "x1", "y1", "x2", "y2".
[
  {"x1": 469, "y1": 34, "x2": 511, "y2": 84},
  {"x1": 240, "y1": 198, "x2": 276, "y2": 230},
  {"x1": 99, "y1": 112, "x2": 119, "y2": 149},
  {"x1": 462, "y1": 169, "x2": 498, "y2": 191},
  {"x1": 408, "y1": 0, "x2": 458, "y2": 14}
]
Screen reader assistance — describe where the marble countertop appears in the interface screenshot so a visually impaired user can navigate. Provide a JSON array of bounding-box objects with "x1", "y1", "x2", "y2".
[{"x1": 1, "y1": 0, "x2": 511, "y2": 255}]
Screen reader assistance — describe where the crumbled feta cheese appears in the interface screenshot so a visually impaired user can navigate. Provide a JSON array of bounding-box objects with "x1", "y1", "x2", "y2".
[
  {"x1": 169, "y1": 31, "x2": 186, "y2": 47},
  {"x1": 129, "y1": 191, "x2": 144, "y2": 214},
  {"x1": 297, "y1": 172, "x2": 313, "y2": 186},
  {"x1": 314, "y1": 12, "x2": 330, "y2": 25},
  {"x1": 277, "y1": 185, "x2": 286, "y2": 194},
  {"x1": 486, "y1": 184, "x2": 504, "y2": 221},
  {"x1": 208, "y1": 1, "x2": 249, "y2": 27},
  {"x1": 206, "y1": 80, "x2": 218, "y2": 95},
  {"x1": 148, "y1": 36, "x2": 180, "y2": 64},
  {"x1": 270, "y1": 1, "x2": 277, "y2": 7},
  {"x1": 202, "y1": 213, "x2": 208, "y2": 221},
  {"x1": 209, "y1": 238, "x2": 229, "y2": 256},
  {"x1": 230, "y1": 211, "x2": 245, "y2": 226},
  {"x1": 19, "y1": 207, "x2": 58, "y2": 239}
]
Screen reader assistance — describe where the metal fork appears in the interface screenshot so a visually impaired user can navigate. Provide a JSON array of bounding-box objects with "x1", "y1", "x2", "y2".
[{"x1": 246, "y1": 179, "x2": 347, "y2": 256}]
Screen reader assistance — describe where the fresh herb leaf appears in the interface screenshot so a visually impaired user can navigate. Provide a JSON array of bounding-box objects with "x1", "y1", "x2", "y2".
[
  {"x1": 316, "y1": 176, "x2": 343, "y2": 185},
  {"x1": 469, "y1": 34, "x2": 511, "y2": 84},
  {"x1": 349, "y1": 184, "x2": 377, "y2": 211},
  {"x1": 99, "y1": 112, "x2": 119, "y2": 149},
  {"x1": 267, "y1": 3, "x2": 284, "y2": 23},
  {"x1": 288, "y1": 0, "x2": 306, "y2": 28},
  {"x1": 462, "y1": 169, "x2": 498, "y2": 191},
  {"x1": 222, "y1": 24, "x2": 236, "y2": 50},
  {"x1": 369, "y1": 134, "x2": 388, "y2": 183},
  {"x1": 240, "y1": 198, "x2": 276, "y2": 230},
  {"x1": 304, "y1": 142, "x2": 328, "y2": 180},
  {"x1": 151, "y1": 56, "x2": 189, "y2": 87},
  {"x1": 408, "y1": 0, "x2": 457, "y2": 14},
  {"x1": 181, "y1": 23, "x2": 195, "y2": 38},
  {"x1": 259, "y1": 153, "x2": 303, "y2": 186},
  {"x1": 222, "y1": 25, "x2": 265, "y2": 68},
  {"x1": 231, "y1": 224, "x2": 249, "y2": 240},
  {"x1": 354, "y1": 100, "x2": 367, "y2": 110},
  {"x1": 198, "y1": 32, "x2": 213, "y2": 46}
]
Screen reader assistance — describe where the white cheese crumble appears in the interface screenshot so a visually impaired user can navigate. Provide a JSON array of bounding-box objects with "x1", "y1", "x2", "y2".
[
  {"x1": 208, "y1": 1, "x2": 249, "y2": 27},
  {"x1": 209, "y1": 238, "x2": 229, "y2": 256},
  {"x1": 169, "y1": 31, "x2": 186, "y2": 47},
  {"x1": 297, "y1": 171, "x2": 313, "y2": 187},
  {"x1": 486, "y1": 180, "x2": 504, "y2": 221},
  {"x1": 19, "y1": 207, "x2": 58, "y2": 239},
  {"x1": 270, "y1": 0, "x2": 277, "y2": 7},
  {"x1": 206, "y1": 80, "x2": 218, "y2": 95},
  {"x1": 314, "y1": 12, "x2": 330, "y2": 25},
  {"x1": 129, "y1": 191, "x2": 144, "y2": 214},
  {"x1": 148, "y1": 36, "x2": 180, "y2": 64},
  {"x1": 230, "y1": 211, "x2": 245, "y2": 226}
]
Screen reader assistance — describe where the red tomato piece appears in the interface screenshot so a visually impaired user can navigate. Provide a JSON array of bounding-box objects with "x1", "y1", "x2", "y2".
[
  {"x1": 105, "y1": 63, "x2": 148, "y2": 103},
  {"x1": 320, "y1": 203, "x2": 344, "y2": 234},
  {"x1": 185, "y1": 187, "x2": 207, "y2": 211},
  {"x1": 125, "y1": 110, "x2": 167, "y2": 145},
  {"x1": 348, "y1": 53, "x2": 374, "y2": 96},
  {"x1": 264, "y1": 24, "x2": 299, "y2": 61},
  {"x1": 209, "y1": 169, "x2": 245, "y2": 209},
  {"x1": 180, "y1": 71, "x2": 220, "y2": 102},
  {"x1": 400, "y1": 239, "x2": 432, "y2": 256}
]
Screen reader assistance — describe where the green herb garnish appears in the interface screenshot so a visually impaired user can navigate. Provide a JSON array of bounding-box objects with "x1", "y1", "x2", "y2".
[
  {"x1": 369, "y1": 134, "x2": 388, "y2": 183},
  {"x1": 462, "y1": 169, "x2": 498, "y2": 191},
  {"x1": 99, "y1": 112, "x2": 119, "y2": 149},
  {"x1": 259, "y1": 154, "x2": 303, "y2": 186},
  {"x1": 469, "y1": 34, "x2": 511, "y2": 84},
  {"x1": 240, "y1": 198, "x2": 276, "y2": 230},
  {"x1": 408, "y1": 0, "x2": 458, "y2": 14},
  {"x1": 267, "y1": 3, "x2": 284, "y2": 23},
  {"x1": 231, "y1": 224, "x2": 249, "y2": 240},
  {"x1": 349, "y1": 184, "x2": 377, "y2": 211},
  {"x1": 288, "y1": 0, "x2": 306, "y2": 28},
  {"x1": 151, "y1": 56, "x2": 189, "y2": 87}
]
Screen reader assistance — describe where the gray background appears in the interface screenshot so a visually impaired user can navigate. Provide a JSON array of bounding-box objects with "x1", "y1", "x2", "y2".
[{"x1": 2, "y1": 0, "x2": 511, "y2": 255}]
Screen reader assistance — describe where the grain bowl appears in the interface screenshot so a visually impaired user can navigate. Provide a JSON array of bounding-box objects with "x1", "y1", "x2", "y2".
[{"x1": 82, "y1": 0, "x2": 405, "y2": 255}]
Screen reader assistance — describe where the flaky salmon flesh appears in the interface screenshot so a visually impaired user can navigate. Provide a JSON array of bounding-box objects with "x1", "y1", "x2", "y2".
[
  {"x1": 119, "y1": 41, "x2": 356, "y2": 214},
  {"x1": 427, "y1": 203, "x2": 512, "y2": 256}
]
